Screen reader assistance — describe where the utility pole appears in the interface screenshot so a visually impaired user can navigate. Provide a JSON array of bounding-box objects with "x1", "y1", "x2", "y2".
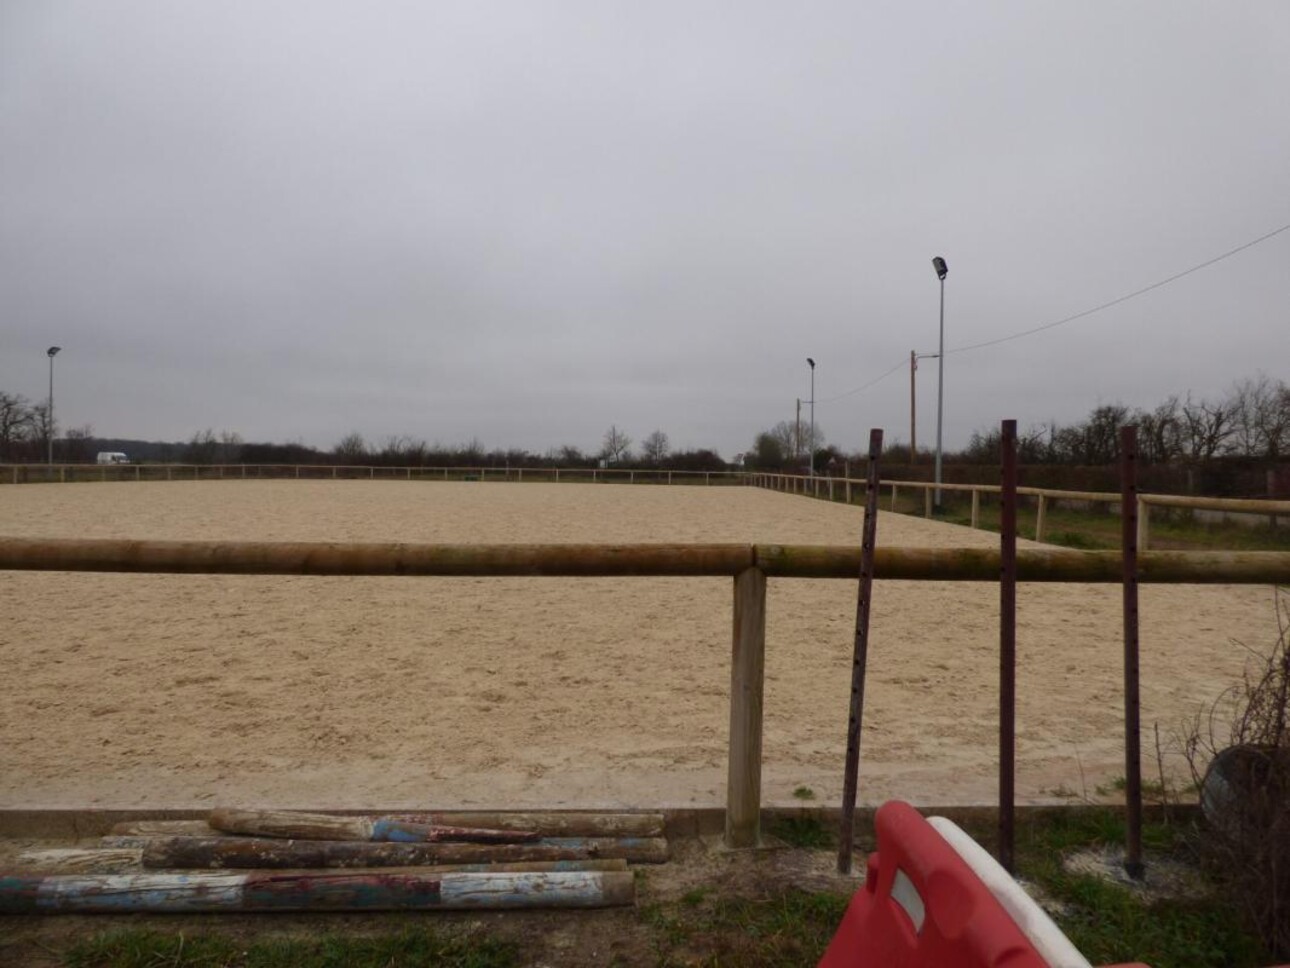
[
  {"x1": 932, "y1": 257, "x2": 948, "y2": 511},
  {"x1": 795, "y1": 398, "x2": 802, "y2": 464},
  {"x1": 909, "y1": 350, "x2": 917, "y2": 465},
  {"x1": 807, "y1": 358, "x2": 816, "y2": 479}
]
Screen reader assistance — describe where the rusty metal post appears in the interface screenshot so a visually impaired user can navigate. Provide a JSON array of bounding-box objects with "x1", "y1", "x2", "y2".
[
  {"x1": 999, "y1": 419, "x2": 1018, "y2": 873},
  {"x1": 838, "y1": 428, "x2": 883, "y2": 874},
  {"x1": 1121, "y1": 425, "x2": 1145, "y2": 879}
]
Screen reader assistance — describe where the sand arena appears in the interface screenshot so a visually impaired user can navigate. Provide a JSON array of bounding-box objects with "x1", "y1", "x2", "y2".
[{"x1": 0, "y1": 480, "x2": 1275, "y2": 809}]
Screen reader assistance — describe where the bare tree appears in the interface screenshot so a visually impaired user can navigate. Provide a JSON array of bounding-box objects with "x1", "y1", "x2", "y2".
[
  {"x1": 601, "y1": 425, "x2": 632, "y2": 463},
  {"x1": 334, "y1": 432, "x2": 367, "y2": 462},
  {"x1": 63, "y1": 425, "x2": 96, "y2": 463},
  {"x1": 641, "y1": 429, "x2": 670, "y2": 465},
  {"x1": 1136, "y1": 397, "x2": 1183, "y2": 464},
  {"x1": 1180, "y1": 393, "x2": 1235, "y2": 462},
  {"x1": 1229, "y1": 375, "x2": 1290, "y2": 460},
  {"x1": 0, "y1": 392, "x2": 35, "y2": 461}
]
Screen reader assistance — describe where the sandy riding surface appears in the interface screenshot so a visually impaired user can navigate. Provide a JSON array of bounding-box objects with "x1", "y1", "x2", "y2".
[{"x1": 0, "y1": 480, "x2": 1275, "y2": 809}]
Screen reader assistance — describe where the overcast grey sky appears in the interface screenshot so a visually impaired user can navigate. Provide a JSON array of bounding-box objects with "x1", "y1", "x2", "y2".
[{"x1": 2, "y1": 2, "x2": 1287, "y2": 457}]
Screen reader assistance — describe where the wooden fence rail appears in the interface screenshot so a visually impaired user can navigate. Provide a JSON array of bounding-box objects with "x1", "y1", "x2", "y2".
[
  {"x1": 752, "y1": 472, "x2": 1286, "y2": 548},
  {"x1": 0, "y1": 463, "x2": 746, "y2": 487},
  {"x1": 3, "y1": 537, "x2": 1289, "y2": 849}
]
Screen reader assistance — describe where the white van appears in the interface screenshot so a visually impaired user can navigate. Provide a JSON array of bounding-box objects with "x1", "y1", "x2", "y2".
[{"x1": 96, "y1": 452, "x2": 130, "y2": 465}]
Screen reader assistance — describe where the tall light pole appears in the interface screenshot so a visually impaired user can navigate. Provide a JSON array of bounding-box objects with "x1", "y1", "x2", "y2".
[
  {"x1": 806, "y1": 358, "x2": 816, "y2": 478},
  {"x1": 46, "y1": 346, "x2": 61, "y2": 466},
  {"x1": 932, "y1": 257, "x2": 948, "y2": 511}
]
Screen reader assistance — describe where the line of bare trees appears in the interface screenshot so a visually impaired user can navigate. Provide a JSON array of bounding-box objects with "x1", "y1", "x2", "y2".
[
  {"x1": 324, "y1": 426, "x2": 724, "y2": 471},
  {"x1": 959, "y1": 375, "x2": 1290, "y2": 465},
  {"x1": 0, "y1": 390, "x2": 98, "y2": 462}
]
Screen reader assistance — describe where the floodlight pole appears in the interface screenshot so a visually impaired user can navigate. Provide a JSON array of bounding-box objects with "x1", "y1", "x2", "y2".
[
  {"x1": 932, "y1": 257, "x2": 948, "y2": 511},
  {"x1": 807, "y1": 358, "x2": 816, "y2": 478},
  {"x1": 46, "y1": 346, "x2": 61, "y2": 466}
]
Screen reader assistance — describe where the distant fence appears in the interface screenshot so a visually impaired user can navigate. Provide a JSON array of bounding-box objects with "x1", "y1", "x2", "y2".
[
  {"x1": 5, "y1": 463, "x2": 1286, "y2": 552},
  {"x1": 751, "y1": 473, "x2": 1289, "y2": 550},
  {"x1": 0, "y1": 463, "x2": 744, "y2": 487},
  {"x1": 3, "y1": 536, "x2": 1289, "y2": 848}
]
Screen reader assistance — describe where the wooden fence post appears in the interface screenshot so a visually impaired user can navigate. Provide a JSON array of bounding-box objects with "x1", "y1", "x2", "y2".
[
  {"x1": 924, "y1": 488, "x2": 932, "y2": 519},
  {"x1": 1035, "y1": 494, "x2": 1048, "y2": 542},
  {"x1": 1137, "y1": 498, "x2": 1150, "y2": 551},
  {"x1": 891, "y1": 484, "x2": 898, "y2": 511},
  {"x1": 725, "y1": 567, "x2": 767, "y2": 849},
  {"x1": 971, "y1": 489, "x2": 980, "y2": 529},
  {"x1": 828, "y1": 479, "x2": 834, "y2": 502}
]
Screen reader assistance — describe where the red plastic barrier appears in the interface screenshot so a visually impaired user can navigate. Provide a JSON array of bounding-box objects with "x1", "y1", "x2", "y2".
[{"x1": 819, "y1": 801, "x2": 1049, "y2": 967}]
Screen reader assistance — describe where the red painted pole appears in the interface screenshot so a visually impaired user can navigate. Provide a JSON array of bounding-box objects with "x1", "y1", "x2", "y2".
[
  {"x1": 838, "y1": 428, "x2": 883, "y2": 875},
  {"x1": 1121, "y1": 425, "x2": 1145, "y2": 879},
  {"x1": 999, "y1": 419, "x2": 1018, "y2": 873}
]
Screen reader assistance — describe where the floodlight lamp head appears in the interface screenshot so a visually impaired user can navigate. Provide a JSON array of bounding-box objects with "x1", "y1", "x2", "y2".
[
  {"x1": 807, "y1": 357, "x2": 815, "y2": 369},
  {"x1": 47, "y1": 346, "x2": 61, "y2": 357},
  {"x1": 932, "y1": 257, "x2": 948, "y2": 281}
]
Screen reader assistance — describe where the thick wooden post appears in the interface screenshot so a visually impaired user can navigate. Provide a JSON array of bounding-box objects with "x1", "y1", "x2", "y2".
[
  {"x1": 924, "y1": 487, "x2": 932, "y2": 518},
  {"x1": 845, "y1": 478, "x2": 852, "y2": 503},
  {"x1": 725, "y1": 567, "x2": 767, "y2": 849},
  {"x1": 1137, "y1": 498, "x2": 1150, "y2": 551},
  {"x1": 1121, "y1": 426, "x2": 1144, "y2": 879},
  {"x1": 1035, "y1": 494, "x2": 1048, "y2": 542},
  {"x1": 838, "y1": 429, "x2": 883, "y2": 874},
  {"x1": 971, "y1": 489, "x2": 981, "y2": 529},
  {"x1": 891, "y1": 484, "x2": 898, "y2": 511}
]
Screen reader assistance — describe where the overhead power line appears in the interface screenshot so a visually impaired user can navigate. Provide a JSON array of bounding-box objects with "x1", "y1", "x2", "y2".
[{"x1": 822, "y1": 218, "x2": 1290, "y2": 404}]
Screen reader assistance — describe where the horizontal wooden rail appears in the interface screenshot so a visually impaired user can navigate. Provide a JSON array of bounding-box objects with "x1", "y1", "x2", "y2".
[
  {"x1": 1, "y1": 538, "x2": 1287, "y2": 584},
  {"x1": 1139, "y1": 494, "x2": 1290, "y2": 514},
  {"x1": 755, "y1": 546, "x2": 1290, "y2": 583},
  {"x1": 0, "y1": 539, "x2": 756, "y2": 577}
]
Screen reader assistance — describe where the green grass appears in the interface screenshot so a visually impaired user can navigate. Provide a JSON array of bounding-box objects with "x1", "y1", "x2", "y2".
[
  {"x1": 768, "y1": 815, "x2": 834, "y2": 849},
  {"x1": 641, "y1": 888, "x2": 851, "y2": 967},
  {"x1": 791, "y1": 785, "x2": 817, "y2": 801},
  {"x1": 50, "y1": 811, "x2": 1272, "y2": 968},
  {"x1": 922, "y1": 498, "x2": 1290, "y2": 552},
  {"x1": 62, "y1": 927, "x2": 519, "y2": 968},
  {"x1": 1011, "y1": 811, "x2": 1270, "y2": 968}
]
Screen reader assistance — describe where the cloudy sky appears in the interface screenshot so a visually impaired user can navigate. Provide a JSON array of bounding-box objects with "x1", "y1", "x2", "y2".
[{"x1": 2, "y1": 2, "x2": 1287, "y2": 458}]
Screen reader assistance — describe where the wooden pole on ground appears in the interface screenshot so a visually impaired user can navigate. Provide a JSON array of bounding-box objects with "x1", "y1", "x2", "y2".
[
  {"x1": 209, "y1": 808, "x2": 538, "y2": 843},
  {"x1": 725, "y1": 566, "x2": 767, "y2": 848},
  {"x1": 0, "y1": 870, "x2": 635, "y2": 913},
  {"x1": 999, "y1": 419, "x2": 1018, "y2": 873},
  {"x1": 838, "y1": 428, "x2": 883, "y2": 875},
  {"x1": 1121, "y1": 425, "x2": 1145, "y2": 879},
  {"x1": 108, "y1": 836, "x2": 669, "y2": 867}
]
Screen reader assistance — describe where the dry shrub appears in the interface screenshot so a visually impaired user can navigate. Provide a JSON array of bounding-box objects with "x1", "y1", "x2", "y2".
[{"x1": 1183, "y1": 588, "x2": 1290, "y2": 957}]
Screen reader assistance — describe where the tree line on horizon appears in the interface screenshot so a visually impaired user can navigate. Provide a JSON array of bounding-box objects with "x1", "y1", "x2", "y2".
[
  {"x1": 3, "y1": 374, "x2": 1286, "y2": 471},
  {"x1": 746, "y1": 373, "x2": 1290, "y2": 472}
]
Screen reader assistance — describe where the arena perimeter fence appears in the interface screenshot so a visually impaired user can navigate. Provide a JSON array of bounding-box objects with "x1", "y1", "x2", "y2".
[
  {"x1": 3, "y1": 535, "x2": 1289, "y2": 850},
  {"x1": 4, "y1": 462, "x2": 1286, "y2": 549},
  {"x1": 751, "y1": 472, "x2": 1290, "y2": 550}
]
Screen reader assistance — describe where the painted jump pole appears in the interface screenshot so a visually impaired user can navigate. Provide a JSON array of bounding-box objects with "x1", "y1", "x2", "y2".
[
  {"x1": 999, "y1": 419, "x2": 1018, "y2": 873},
  {"x1": 838, "y1": 428, "x2": 883, "y2": 875},
  {"x1": 110, "y1": 812, "x2": 665, "y2": 839},
  {"x1": 1121, "y1": 425, "x2": 1145, "y2": 879},
  {"x1": 209, "y1": 808, "x2": 537, "y2": 843},
  {"x1": 0, "y1": 869, "x2": 635, "y2": 913},
  {"x1": 103, "y1": 836, "x2": 669, "y2": 867}
]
